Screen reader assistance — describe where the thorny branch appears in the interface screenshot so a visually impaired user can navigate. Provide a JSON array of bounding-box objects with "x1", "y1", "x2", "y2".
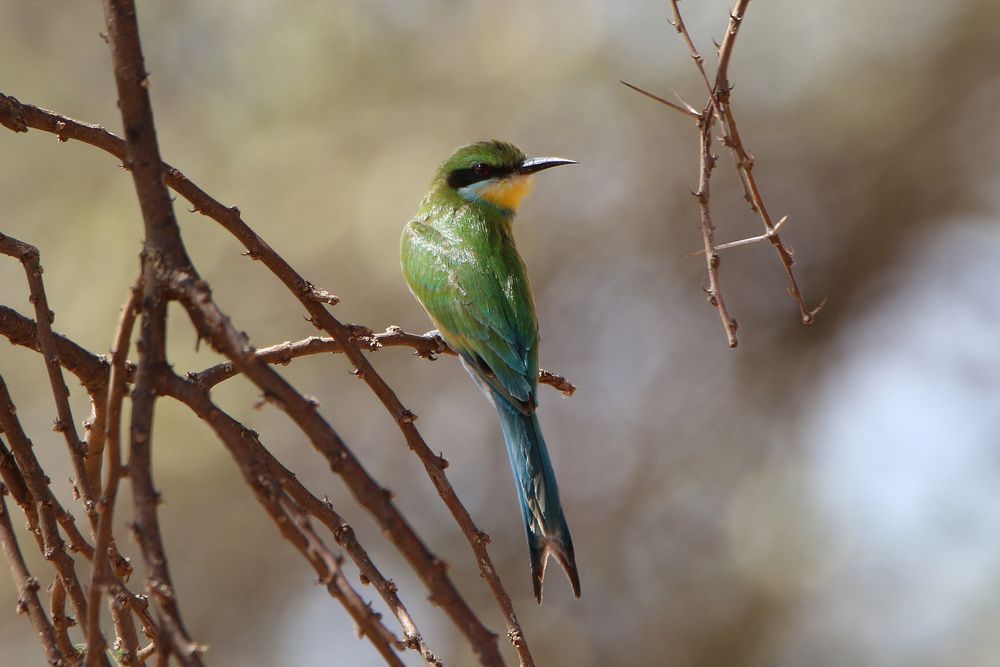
[
  {"x1": 188, "y1": 327, "x2": 576, "y2": 396},
  {"x1": 623, "y1": 0, "x2": 824, "y2": 346},
  {"x1": 0, "y1": 485, "x2": 64, "y2": 665},
  {"x1": 85, "y1": 281, "x2": 143, "y2": 667},
  {"x1": 160, "y1": 371, "x2": 442, "y2": 666},
  {"x1": 101, "y1": 0, "x2": 203, "y2": 663},
  {"x1": 0, "y1": 233, "x2": 99, "y2": 515},
  {"x1": 0, "y1": 303, "x2": 443, "y2": 664}
]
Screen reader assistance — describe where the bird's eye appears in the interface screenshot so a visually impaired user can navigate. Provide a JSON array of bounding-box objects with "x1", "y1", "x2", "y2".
[{"x1": 473, "y1": 163, "x2": 492, "y2": 177}]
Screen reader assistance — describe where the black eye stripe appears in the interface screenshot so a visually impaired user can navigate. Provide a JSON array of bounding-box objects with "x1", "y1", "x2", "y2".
[{"x1": 447, "y1": 164, "x2": 514, "y2": 189}]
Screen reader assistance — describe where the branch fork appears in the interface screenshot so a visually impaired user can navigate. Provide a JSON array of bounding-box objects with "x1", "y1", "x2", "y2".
[{"x1": 624, "y1": 0, "x2": 824, "y2": 345}]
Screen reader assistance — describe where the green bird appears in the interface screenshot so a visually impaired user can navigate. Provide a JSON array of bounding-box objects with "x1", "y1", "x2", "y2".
[{"x1": 401, "y1": 140, "x2": 579, "y2": 602}]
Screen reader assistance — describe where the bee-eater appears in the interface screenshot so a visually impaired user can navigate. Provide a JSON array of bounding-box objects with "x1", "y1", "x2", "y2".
[{"x1": 401, "y1": 140, "x2": 580, "y2": 602}]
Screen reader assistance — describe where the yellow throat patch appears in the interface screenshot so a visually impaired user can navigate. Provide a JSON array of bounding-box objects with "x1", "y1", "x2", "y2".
[{"x1": 479, "y1": 175, "x2": 534, "y2": 211}]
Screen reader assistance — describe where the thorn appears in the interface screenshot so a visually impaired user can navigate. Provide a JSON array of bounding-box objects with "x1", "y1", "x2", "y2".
[
  {"x1": 802, "y1": 298, "x2": 828, "y2": 325},
  {"x1": 670, "y1": 87, "x2": 699, "y2": 116},
  {"x1": 309, "y1": 288, "x2": 340, "y2": 306},
  {"x1": 620, "y1": 81, "x2": 701, "y2": 120}
]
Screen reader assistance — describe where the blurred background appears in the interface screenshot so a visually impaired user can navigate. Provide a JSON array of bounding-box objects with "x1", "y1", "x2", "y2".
[{"x1": 2, "y1": 1, "x2": 1000, "y2": 665}]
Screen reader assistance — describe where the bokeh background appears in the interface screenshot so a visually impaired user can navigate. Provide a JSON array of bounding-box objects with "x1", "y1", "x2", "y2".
[{"x1": 3, "y1": 1, "x2": 1000, "y2": 665}]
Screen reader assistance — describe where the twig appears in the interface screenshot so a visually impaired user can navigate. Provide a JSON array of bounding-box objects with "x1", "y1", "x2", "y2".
[
  {"x1": 0, "y1": 303, "x2": 441, "y2": 665},
  {"x1": 689, "y1": 215, "x2": 789, "y2": 254},
  {"x1": 668, "y1": 2, "x2": 716, "y2": 93},
  {"x1": 0, "y1": 233, "x2": 99, "y2": 518},
  {"x1": 50, "y1": 579, "x2": 78, "y2": 660},
  {"x1": 189, "y1": 328, "x2": 575, "y2": 396},
  {"x1": 0, "y1": 375, "x2": 96, "y2": 649},
  {"x1": 0, "y1": 485, "x2": 65, "y2": 665},
  {"x1": 623, "y1": 0, "x2": 822, "y2": 345},
  {"x1": 100, "y1": 1, "x2": 204, "y2": 663},
  {"x1": 160, "y1": 371, "x2": 443, "y2": 666},
  {"x1": 0, "y1": 305, "x2": 114, "y2": 396},
  {"x1": 158, "y1": 374, "x2": 409, "y2": 665},
  {"x1": 694, "y1": 109, "x2": 738, "y2": 347},
  {"x1": 85, "y1": 281, "x2": 142, "y2": 667},
  {"x1": 0, "y1": 305, "x2": 154, "y2": 662},
  {"x1": 259, "y1": 480, "x2": 407, "y2": 666},
  {"x1": 280, "y1": 494, "x2": 407, "y2": 667},
  {"x1": 708, "y1": 0, "x2": 824, "y2": 324}
]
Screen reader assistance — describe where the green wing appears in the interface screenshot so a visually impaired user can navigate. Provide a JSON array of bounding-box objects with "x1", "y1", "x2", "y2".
[{"x1": 401, "y1": 214, "x2": 539, "y2": 411}]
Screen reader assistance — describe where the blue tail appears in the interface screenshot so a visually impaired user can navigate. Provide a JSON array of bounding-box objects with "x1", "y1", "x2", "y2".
[{"x1": 492, "y1": 390, "x2": 580, "y2": 602}]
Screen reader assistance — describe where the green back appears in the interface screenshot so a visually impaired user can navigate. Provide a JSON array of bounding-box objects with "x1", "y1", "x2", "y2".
[{"x1": 401, "y1": 196, "x2": 539, "y2": 411}]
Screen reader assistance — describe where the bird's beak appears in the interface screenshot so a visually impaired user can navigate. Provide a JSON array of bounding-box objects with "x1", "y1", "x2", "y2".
[{"x1": 516, "y1": 157, "x2": 577, "y2": 175}]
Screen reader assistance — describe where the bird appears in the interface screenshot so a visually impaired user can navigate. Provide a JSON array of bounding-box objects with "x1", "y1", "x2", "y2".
[{"x1": 401, "y1": 140, "x2": 580, "y2": 602}]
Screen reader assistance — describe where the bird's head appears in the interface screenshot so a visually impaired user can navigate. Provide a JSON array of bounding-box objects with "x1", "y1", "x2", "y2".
[{"x1": 433, "y1": 140, "x2": 576, "y2": 214}]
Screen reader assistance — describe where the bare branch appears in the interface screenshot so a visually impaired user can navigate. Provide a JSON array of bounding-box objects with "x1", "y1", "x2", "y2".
[
  {"x1": 85, "y1": 280, "x2": 143, "y2": 667},
  {"x1": 0, "y1": 376, "x2": 95, "y2": 643},
  {"x1": 710, "y1": 0, "x2": 823, "y2": 324},
  {"x1": 0, "y1": 233, "x2": 99, "y2": 520},
  {"x1": 160, "y1": 372, "x2": 443, "y2": 666},
  {"x1": 695, "y1": 112, "x2": 739, "y2": 347},
  {"x1": 629, "y1": 0, "x2": 823, "y2": 343},
  {"x1": 100, "y1": 0, "x2": 203, "y2": 662},
  {"x1": 0, "y1": 302, "x2": 445, "y2": 664},
  {"x1": 190, "y1": 328, "x2": 575, "y2": 396},
  {"x1": 0, "y1": 305, "x2": 113, "y2": 396},
  {"x1": 0, "y1": 485, "x2": 65, "y2": 665},
  {"x1": 280, "y1": 494, "x2": 408, "y2": 667},
  {"x1": 50, "y1": 580, "x2": 77, "y2": 660},
  {"x1": 668, "y1": 0, "x2": 715, "y2": 92},
  {"x1": 689, "y1": 215, "x2": 789, "y2": 254}
]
